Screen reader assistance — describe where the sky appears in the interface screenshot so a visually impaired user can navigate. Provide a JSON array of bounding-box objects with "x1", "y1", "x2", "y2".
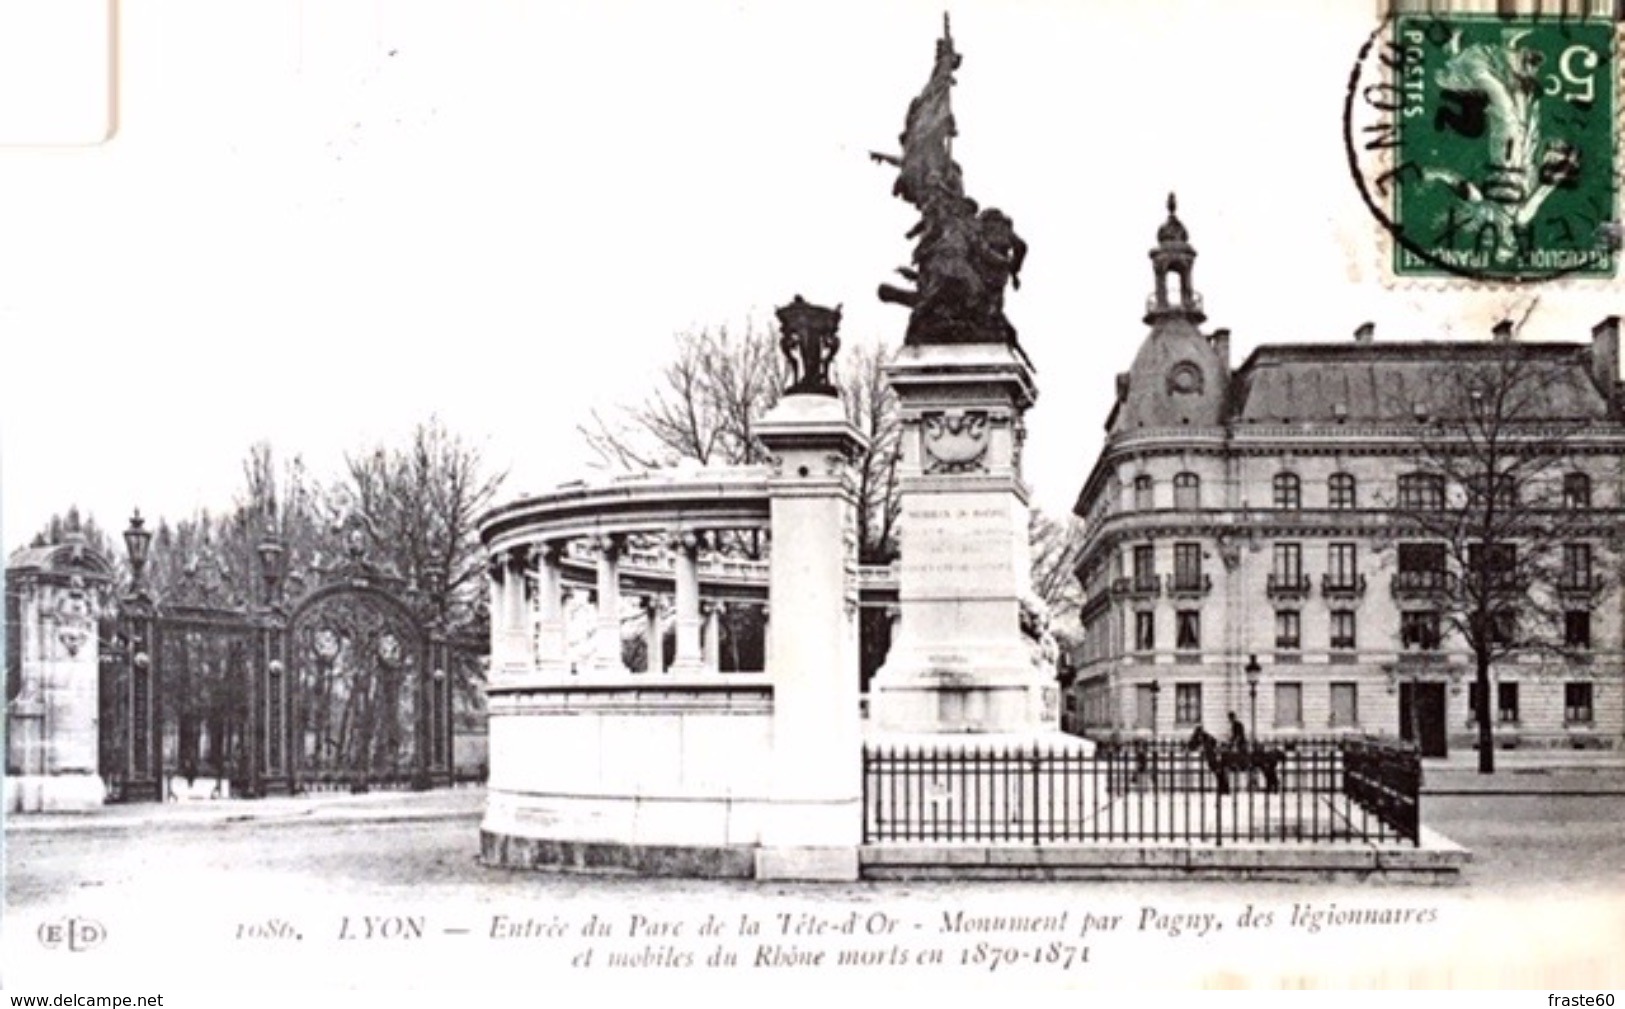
[{"x1": 1, "y1": 0, "x2": 1620, "y2": 554}]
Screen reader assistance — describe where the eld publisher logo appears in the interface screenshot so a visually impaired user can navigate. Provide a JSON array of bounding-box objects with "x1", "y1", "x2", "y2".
[{"x1": 37, "y1": 918, "x2": 106, "y2": 952}]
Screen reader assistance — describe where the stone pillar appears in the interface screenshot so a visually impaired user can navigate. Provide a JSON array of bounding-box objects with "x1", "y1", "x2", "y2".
[
  {"x1": 701, "y1": 600, "x2": 724, "y2": 672},
  {"x1": 6, "y1": 539, "x2": 113, "y2": 813},
  {"x1": 590, "y1": 535, "x2": 627, "y2": 675},
  {"x1": 753, "y1": 392, "x2": 869, "y2": 881},
  {"x1": 868, "y1": 343, "x2": 1054, "y2": 736},
  {"x1": 534, "y1": 542, "x2": 568, "y2": 675},
  {"x1": 643, "y1": 595, "x2": 665, "y2": 674},
  {"x1": 669, "y1": 532, "x2": 704, "y2": 675}
]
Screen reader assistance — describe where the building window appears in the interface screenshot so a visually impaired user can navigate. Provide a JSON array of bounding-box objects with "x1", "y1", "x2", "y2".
[
  {"x1": 1327, "y1": 543, "x2": 1358, "y2": 590},
  {"x1": 1272, "y1": 542, "x2": 1302, "y2": 581},
  {"x1": 1173, "y1": 471, "x2": 1200, "y2": 509},
  {"x1": 1275, "y1": 610, "x2": 1301, "y2": 650},
  {"x1": 1132, "y1": 544, "x2": 1155, "y2": 589},
  {"x1": 1565, "y1": 682, "x2": 1593, "y2": 724},
  {"x1": 1469, "y1": 543, "x2": 1518, "y2": 591},
  {"x1": 1175, "y1": 610, "x2": 1200, "y2": 650},
  {"x1": 1329, "y1": 682, "x2": 1358, "y2": 727},
  {"x1": 1173, "y1": 543, "x2": 1203, "y2": 591},
  {"x1": 1397, "y1": 542, "x2": 1448, "y2": 591},
  {"x1": 1498, "y1": 682, "x2": 1519, "y2": 724},
  {"x1": 1563, "y1": 472, "x2": 1592, "y2": 509},
  {"x1": 1562, "y1": 543, "x2": 1593, "y2": 591},
  {"x1": 1398, "y1": 472, "x2": 1445, "y2": 510},
  {"x1": 1565, "y1": 611, "x2": 1591, "y2": 649},
  {"x1": 1401, "y1": 611, "x2": 1442, "y2": 651},
  {"x1": 1134, "y1": 611, "x2": 1155, "y2": 651},
  {"x1": 1274, "y1": 682, "x2": 1303, "y2": 727},
  {"x1": 1328, "y1": 472, "x2": 1357, "y2": 509},
  {"x1": 1330, "y1": 609, "x2": 1356, "y2": 650},
  {"x1": 1135, "y1": 684, "x2": 1157, "y2": 729},
  {"x1": 1488, "y1": 610, "x2": 1518, "y2": 647},
  {"x1": 1174, "y1": 683, "x2": 1202, "y2": 726},
  {"x1": 1273, "y1": 472, "x2": 1301, "y2": 509},
  {"x1": 1134, "y1": 474, "x2": 1154, "y2": 510},
  {"x1": 1466, "y1": 473, "x2": 1518, "y2": 510}
]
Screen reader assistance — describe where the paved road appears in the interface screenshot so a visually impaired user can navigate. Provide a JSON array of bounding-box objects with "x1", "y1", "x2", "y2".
[{"x1": 5, "y1": 789, "x2": 1621, "y2": 989}]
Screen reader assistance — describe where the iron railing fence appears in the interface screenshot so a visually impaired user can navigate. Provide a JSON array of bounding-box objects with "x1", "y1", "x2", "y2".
[{"x1": 863, "y1": 738, "x2": 1420, "y2": 847}]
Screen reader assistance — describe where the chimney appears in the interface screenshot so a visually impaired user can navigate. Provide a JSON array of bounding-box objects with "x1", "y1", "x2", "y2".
[
  {"x1": 1210, "y1": 328, "x2": 1231, "y2": 370},
  {"x1": 1116, "y1": 372, "x2": 1130, "y2": 402},
  {"x1": 1593, "y1": 315, "x2": 1620, "y2": 415},
  {"x1": 1492, "y1": 319, "x2": 1515, "y2": 343},
  {"x1": 1354, "y1": 322, "x2": 1375, "y2": 344}
]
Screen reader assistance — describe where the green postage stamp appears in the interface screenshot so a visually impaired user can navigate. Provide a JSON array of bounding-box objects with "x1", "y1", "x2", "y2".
[{"x1": 1348, "y1": 7, "x2": 1621, "y2": 282}]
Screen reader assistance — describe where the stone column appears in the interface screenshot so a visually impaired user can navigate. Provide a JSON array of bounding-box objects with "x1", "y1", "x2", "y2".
[
  {"x1": 590, "y1": 535, "x2": 627, "y2": 675},
  {"x1": 668, "y1": 532, "x2": 704, "y2": 675},
  {"x1": 701, "y1": 600, "x2": 724, "y2": 672},
  {"x1": 643, "y1": 594, "x2": 665, "y2": 674},
  {"x1": 753, "y1": 392, "x2": 869, "y2": 881},
  {"x1": 534, "y1": 542, "x2": 568, "y2": 675},
  {"x1": 500, "y1": 547, "x2": 533, "y2": 672}
]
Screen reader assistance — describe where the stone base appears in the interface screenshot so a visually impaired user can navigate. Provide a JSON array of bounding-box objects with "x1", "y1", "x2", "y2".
[
  {"x1": 481, "y1": 831, "x2": 757, "y2": 878},
  {"x1": 864, "y1": 728, "x2": 1094, "y2": 754},
  {"x1": 5, "y1": 773, "x2": 105, "y2": 813},
  {"x1": 755, "y1": 846, "x2": 860, "y2": 882},
  {"x1": 868, "y1": 663, "x2": 1056, "y2": 735},
  {"x1": 863, "y1": 827, "x2": 1471, "y2": 883}
]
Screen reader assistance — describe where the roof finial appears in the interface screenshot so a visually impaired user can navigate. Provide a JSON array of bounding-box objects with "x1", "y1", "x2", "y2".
[{"x1": 1167, "y1": 192, "x2": 1177, "y2": 216}]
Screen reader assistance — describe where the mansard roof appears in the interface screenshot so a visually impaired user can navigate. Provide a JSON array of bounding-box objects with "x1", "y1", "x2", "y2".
[{"x1": 1230, "y1": 341, "x2": 1611, "y2": 425}]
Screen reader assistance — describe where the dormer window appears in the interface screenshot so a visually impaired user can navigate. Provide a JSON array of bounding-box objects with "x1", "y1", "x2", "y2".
[
  {"x1": 1563, "y1": 472, "x2": 1592, "y2": 509},
  {"x1": 1273, "y1": 472, "x2": 1301, "y2": 510},
  {"x1": 1329, "y1": 473, "x2": 1356, "y2": 510},
  {"x1": 1398, "y1": 472, "x2": 1445, "y2": 510},
  {"x1": 1133, "y1": 475, "x2": 1154, "y2": 510},
  {"x1": 1173, "y1": 472, "x2": 1200, "y2": 509}
]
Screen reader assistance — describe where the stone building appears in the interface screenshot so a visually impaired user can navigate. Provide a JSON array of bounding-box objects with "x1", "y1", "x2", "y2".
[{"x1": 1068, "y1": 198, "x2": 1624, "y2": 754}]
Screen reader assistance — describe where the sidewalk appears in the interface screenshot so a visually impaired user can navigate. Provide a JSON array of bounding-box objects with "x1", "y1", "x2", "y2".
[
  {"x1": 4, "y1": 784, "x2": 487, "y2": 835},
  {"x1": 1421, "y1": 749, "x2": 1625, "y2": 795}
]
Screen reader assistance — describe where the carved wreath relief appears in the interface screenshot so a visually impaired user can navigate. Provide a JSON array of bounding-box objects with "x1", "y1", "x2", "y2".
[
  {"x1": 921, "y1": 410, "x2": 990, "y2": 474},
  {"x1": 54, "y1": 578, "x2": 95, "y2": 657}
]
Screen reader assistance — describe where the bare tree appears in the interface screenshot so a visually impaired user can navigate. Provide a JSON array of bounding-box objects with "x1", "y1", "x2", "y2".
[
  {"x1": 1028, "y1": 509, "x2": 1085, "y2": 649},
  {"x1": 579, "y1": 321, "x2": 785, "y2": 469},
  {"x1": 840, "y1": 341, "x2": 903, "y2": 564},
  {"x1": 1386, "y1": 338, "x2": 1616, "y2": 773},
  {"x1": 342, "y1": 416, "x2": 506, "y2": 628}
]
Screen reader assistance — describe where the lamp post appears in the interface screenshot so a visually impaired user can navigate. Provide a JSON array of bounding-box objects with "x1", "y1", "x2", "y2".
[
  {"x1": 1244, "y1": 653, "x2": 1261, "y2": 747},
  {"x1": 120, "y1": 510, "x2": 158, "y2": 802},
  {"x1": 249, "y1": 526, "x2": 286, "y2": 799},
  {"x1": 1148, "y1": 678, "x2": 1161, "y2": 740},
  {"x1": 123, "y1": 510, "x2": 152, "y2": 598}
]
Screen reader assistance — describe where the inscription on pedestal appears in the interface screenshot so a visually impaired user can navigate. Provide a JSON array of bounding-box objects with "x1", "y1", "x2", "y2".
[{"x1": 902, "y1": 501, "x2": 1015, "y2": 598}]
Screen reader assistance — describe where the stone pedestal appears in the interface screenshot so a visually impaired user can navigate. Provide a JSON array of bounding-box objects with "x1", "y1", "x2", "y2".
[
  {"x1": 869, "y1": 343, "x2": 1059, "y2": 736},
  {"x1": 753, "y1": 393, "x2": 868, "y2": 880},
  {"x1": 6, "y1": 540, "x2": 112, "y2": 812}
]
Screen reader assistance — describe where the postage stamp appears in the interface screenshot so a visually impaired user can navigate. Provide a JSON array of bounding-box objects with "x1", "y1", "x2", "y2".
[{"x1": 1346, "y1": 2, "x2": 1622, "y2": 283}]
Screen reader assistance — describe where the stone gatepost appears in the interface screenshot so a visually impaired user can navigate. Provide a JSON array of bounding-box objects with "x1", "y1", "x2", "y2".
[
  {"x1": 6, "y1": 534, "x2": 114, "y2": 812},
  {"x1": 754, "y1": 358, "x2": 869, "y2": 881}
]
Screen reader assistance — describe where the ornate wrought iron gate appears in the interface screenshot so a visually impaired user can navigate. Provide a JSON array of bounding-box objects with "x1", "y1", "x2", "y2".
[{"x1": 102, "y1": 515, "x2": 468, "y2": 802}]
